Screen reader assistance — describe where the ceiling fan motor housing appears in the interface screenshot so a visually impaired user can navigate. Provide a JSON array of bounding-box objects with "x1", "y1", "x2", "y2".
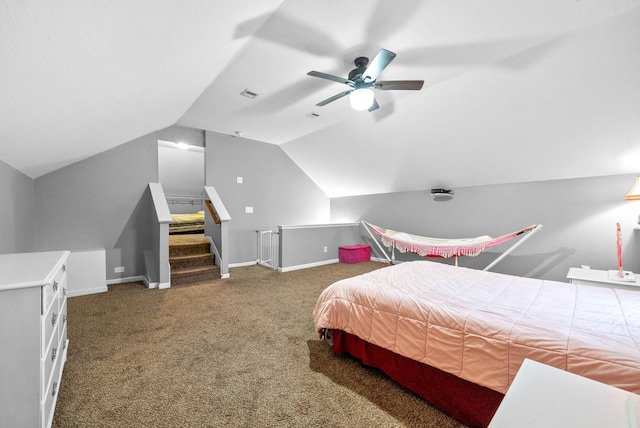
[{"x1": 349, "y1": 57, "x2": 369, "y2": 81}]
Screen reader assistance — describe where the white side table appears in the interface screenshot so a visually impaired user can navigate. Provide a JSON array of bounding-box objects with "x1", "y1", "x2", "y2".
[
  {"x1": 489, "y1": 359, "x2": 640, "y2": 428},
  {"x1": 566, "y1": 267, "x2": 640, "y2": 291}
]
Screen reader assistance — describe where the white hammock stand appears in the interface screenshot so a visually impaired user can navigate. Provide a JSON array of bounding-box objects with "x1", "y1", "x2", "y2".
[{"x1": 362, "y1": 221, "x2": 543, "y2": 271}]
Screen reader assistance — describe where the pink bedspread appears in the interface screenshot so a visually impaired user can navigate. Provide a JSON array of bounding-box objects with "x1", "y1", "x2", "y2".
[{"x1": 313, "y1": 261, "x2": 640, "y2": 394}]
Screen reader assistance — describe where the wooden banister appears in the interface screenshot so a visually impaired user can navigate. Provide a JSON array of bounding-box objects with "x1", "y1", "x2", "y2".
[{"x1": 204, "y1": 199, "x2": 221, "y2": 225}]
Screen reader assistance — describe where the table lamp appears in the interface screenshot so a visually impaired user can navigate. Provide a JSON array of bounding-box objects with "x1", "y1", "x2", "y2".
[{"x1": 626, "y1": 174, "x2": 640, "y2": 226}]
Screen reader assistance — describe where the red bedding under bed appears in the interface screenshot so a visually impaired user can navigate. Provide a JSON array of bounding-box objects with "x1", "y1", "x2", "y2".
[{"x1": 332, "y1": 329, "x2": 504, "y2": 428}]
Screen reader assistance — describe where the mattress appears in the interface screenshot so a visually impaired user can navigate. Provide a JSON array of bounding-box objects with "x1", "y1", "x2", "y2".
[
  {"x1": 313, "y1": 260, "x2": 640, "y2": 394},
  {"x1": 169, "y1": 211, "x2": 205, "y2": 234}
]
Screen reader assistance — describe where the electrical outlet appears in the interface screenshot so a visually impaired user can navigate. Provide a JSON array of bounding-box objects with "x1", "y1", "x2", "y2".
[
  {"x1": 237, "y1": 177, "x2": 243, "y2": 184},
  {"x1": 323, "y1": 246, "x2": 328, "y2": 253},
  {"x1": 114, "y1": 266, "x2": 125, "y2": 273},
  {"x1": 245, "y1": 206, "x2": 253, "y2": 213}
]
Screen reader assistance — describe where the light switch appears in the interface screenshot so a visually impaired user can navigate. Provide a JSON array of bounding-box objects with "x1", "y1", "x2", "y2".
[{"x1": 237, "y1": 177, "x2": 243, "y2": 184}]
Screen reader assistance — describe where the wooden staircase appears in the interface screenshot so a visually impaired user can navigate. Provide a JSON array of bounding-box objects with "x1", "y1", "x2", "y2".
[{"x1": 169, "y1": 235, "x2": 220, "y2": 286}]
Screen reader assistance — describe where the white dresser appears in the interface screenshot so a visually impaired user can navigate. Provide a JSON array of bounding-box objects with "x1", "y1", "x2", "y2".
[{"x1": 0, "y1": 251, "x2": 70, "y2": 428}]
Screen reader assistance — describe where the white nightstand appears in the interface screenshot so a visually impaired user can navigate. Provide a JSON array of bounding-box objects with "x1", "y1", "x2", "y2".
[
  {"x1": 489, "y1": 359, "x2": 640, "y2": 428},
  {"x1": 567, "y1": 267, "x2": 640, "y2": 291}
]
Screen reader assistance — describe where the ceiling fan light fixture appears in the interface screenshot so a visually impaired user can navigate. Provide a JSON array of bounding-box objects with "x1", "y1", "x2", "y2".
[{"x1": 350, "y1": 88, "x2": 375, "y2": 111}]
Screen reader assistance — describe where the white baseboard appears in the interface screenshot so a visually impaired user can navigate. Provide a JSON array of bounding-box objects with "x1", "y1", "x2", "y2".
[
  {"x1": 67, "y1": 286, "x2": 108, "y2": 298},
  {"x1": 229, "y1": 257, "x2": 383, "y2": 274},
  {"x1": 106, "y1": 275, "x2": 147, "y2": 286},
  {"x1": 229, "y1": 260, "x2": 258, "y2": 268},
  {"x1": 280, "y1": 258, "x2": 339, "y2": 272}
]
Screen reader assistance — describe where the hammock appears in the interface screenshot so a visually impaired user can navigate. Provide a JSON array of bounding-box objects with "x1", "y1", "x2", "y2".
[{"x1": 362, "y1": 221, "x2": 542, "y2": 270}]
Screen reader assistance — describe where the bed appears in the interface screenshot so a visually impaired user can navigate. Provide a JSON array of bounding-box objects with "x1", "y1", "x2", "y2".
[
  {"x1": 169, "y1": 211, "x2": 205, "y2": 234},
  {"x1": 313, "y1": 260, "x2": 640, "y2": 427}
]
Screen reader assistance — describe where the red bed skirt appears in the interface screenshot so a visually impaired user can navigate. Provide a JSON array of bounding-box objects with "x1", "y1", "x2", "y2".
[{"x1": 331, "y1": 329, "x2": 504, "y2": 428}]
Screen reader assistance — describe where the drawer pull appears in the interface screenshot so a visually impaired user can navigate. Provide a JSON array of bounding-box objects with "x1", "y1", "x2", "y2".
[
  {"x1": 51, "y1": 312, "x2": 57, "y2": 326},
  {"x1": 52, "y1": 347, "x2": 57, "y2": 362},
  {"x1": 53, "y1": 281, "x2": 58, "y2": 292},
  {"x1": 63, "y1": 264, "x2": 66, "y2": 272},
  {"x1": 52, "y1": 381, "x2": 58, "y2": 397}
]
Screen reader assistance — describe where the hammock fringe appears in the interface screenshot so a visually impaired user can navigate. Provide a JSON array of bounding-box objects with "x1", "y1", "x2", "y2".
[{"x1": 364, "y1": 221, "x2": 539, "y2": 260}]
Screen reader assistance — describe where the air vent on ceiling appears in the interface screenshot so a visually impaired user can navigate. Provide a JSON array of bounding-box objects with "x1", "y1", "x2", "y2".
[{"x1": 240, "y1": 89, "x2": 259, "y2": 99}]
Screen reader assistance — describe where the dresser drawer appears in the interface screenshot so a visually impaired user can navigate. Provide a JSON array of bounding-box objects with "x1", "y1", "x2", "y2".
[
  {"x1": 59, "y1": 297, "x2": 67, "y2": 350},
  {"x1": 60, "y1": 322, "x2": 68, "y2": 363},
  {"x1": 41, "y1": 297, "x2": 60, "y2": 357},
  {"x1": 42, "y1": 333, "x2": 58, "y2": 394},
  {"x1": 42, "y1": 262, "x2": 66, "y2": 315},
  {"x1": 42, "y1": 339, "x2": 65, "y2": 428}
]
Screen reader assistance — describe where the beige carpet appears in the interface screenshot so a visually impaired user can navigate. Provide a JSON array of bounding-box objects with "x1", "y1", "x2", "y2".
[{"x1": 53, "y1": 261, "x2": 465, "y2": 428}]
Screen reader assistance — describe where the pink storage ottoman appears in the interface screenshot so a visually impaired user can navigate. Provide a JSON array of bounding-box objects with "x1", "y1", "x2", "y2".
[{"x1": 339, "y1": 244, "x2": 371, "y2": 264}]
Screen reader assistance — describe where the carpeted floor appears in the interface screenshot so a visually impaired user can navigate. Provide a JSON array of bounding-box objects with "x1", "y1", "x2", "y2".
[{"x1": 53, "y1": 261, "x2": 465, "y2": 428}]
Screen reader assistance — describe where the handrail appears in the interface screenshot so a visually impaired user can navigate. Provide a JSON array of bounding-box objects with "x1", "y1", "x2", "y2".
[
  {"x1": 204, "y1": 186, "x2": 231, "y2": 222},
  {"x1": 203, "y1": 186, "x2": 231, "y2": 279},
  {"x1": 204, "y1": 199, "x2": 221, "y2": 224},
  {"x1": 149, "y1": 183, "x2": 172, "y2": 224},
  {"x1": 148, "y1": 183, "x2": 171, "y2": 289}
]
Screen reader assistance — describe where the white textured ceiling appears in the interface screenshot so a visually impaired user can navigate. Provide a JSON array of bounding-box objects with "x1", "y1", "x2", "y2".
[{"x1": 2, "y1": 1, "x2": 640, "y2": 197}]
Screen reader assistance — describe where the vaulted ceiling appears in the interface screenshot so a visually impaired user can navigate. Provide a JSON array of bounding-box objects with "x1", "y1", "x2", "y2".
[{"x1": 2, "y1": 1, "x2": 639, "y2": 197}]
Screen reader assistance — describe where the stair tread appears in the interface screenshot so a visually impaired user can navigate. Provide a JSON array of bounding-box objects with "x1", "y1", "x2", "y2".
[
  {"x1": 172, "y1": 265, "x2": 219, "y2": 274},
  {"x1": 170, "y1": 252, "x2": 213, "y2": 260}
]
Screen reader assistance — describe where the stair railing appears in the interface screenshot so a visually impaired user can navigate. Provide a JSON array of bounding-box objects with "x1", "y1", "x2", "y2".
[
  {"x1": 203, "y1": 186, "x2": 231, "y2": 278},
  {"x1": 148, "y1": 183, "x2": 172, "y2": 289}
]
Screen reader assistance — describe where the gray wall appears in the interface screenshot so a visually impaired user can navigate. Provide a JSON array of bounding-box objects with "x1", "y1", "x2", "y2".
[
  {"x1": 33, "y1": 133, "x2": 159, "y2": 281},
  {"x1": 205, "y1": 131, "x2": 330, "y2": 265},
  {"x1": 279, "y1": 223, "x2": 360, "y2": 270},
  {"x1": 331, "y1": 174, "x2": 640, "y2": 282},
  {"x1": 0, "y1": 161, "x2": 34, "y2": 254},
  {"x1": 5, "y1": 120, "x2": 637, "y2": 285}
]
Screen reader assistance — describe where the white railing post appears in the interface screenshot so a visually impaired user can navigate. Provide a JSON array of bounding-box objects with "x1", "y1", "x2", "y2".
[{"x1": 203, "y1": 186, "x2": 231, "y2": 278}]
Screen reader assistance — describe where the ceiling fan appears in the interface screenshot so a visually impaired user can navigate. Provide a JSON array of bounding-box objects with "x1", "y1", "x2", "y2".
[{"x1": 307, "y1": 48, "x2": 424, "y2": 112}]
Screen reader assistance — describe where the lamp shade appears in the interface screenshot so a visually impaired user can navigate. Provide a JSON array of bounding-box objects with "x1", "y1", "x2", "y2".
[
  {"x1": 626, "y1": 175, "x2": 640, "y2": 200},
  {"x1": 350, "y1": 88, "x2": 375, "y2": 111}
]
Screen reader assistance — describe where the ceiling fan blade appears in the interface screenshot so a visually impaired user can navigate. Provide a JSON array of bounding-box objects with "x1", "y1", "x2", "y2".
[
  {"x1": 362, "y1": 49, "x2": 396, "y2": 82},
  {"x1": 316, "y1": 89, "x2": 352, "y2": 106},
  {"x1": 368, "y1": 98, "x2": 380, "y2": 112},
  {"x1": 307, "y1": 71, "x2": 353, "y2": 86},
  {"x1": 375, "y1": 80, "x2": 424, "y2": 91}
]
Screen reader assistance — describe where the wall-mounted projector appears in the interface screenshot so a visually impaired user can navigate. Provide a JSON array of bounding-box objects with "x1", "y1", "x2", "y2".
[{"x1": 430, "y1": 188, "x2": 454, "y2": 201}]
